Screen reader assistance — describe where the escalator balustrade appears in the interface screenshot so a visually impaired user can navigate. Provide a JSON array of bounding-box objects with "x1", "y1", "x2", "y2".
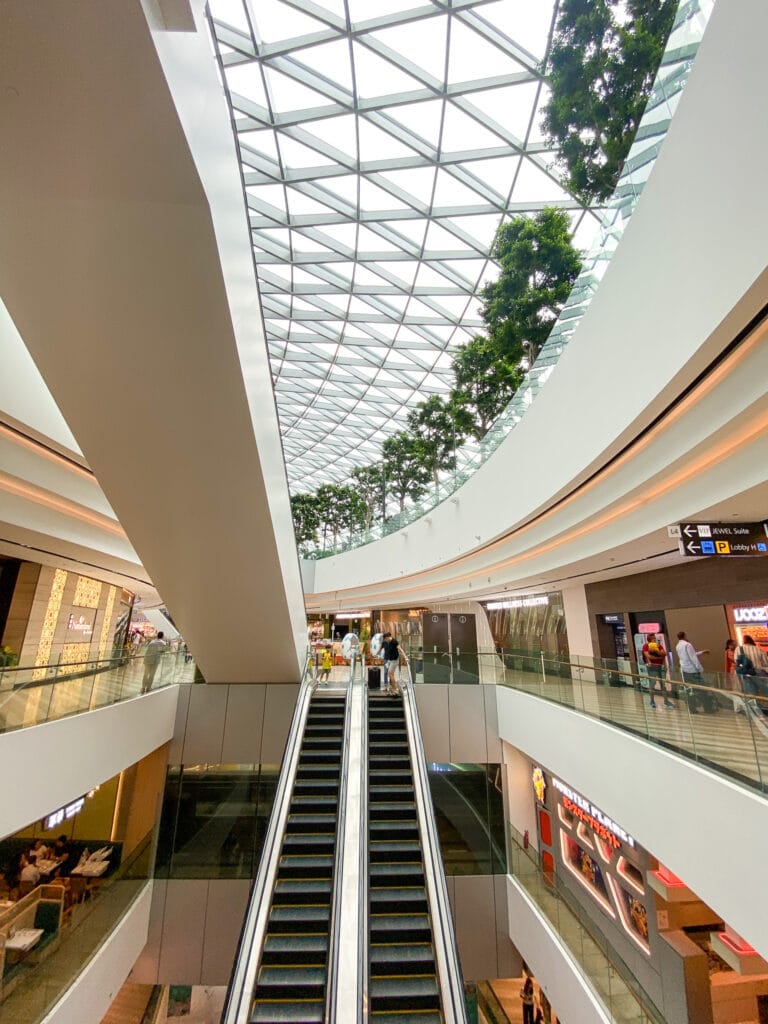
[
  {"x1": 252, "y1": 695, "x2": 346, "y2": 1024},
  {"x1": 368, "y1": 695, "x2": 442, "y2": 1023}
]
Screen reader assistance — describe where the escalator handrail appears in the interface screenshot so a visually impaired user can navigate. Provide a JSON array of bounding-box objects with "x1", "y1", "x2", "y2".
[
  {"x1": 326, "y1": 676, "x2": 368, "y2": 1024},
  {"x1": 221, "y1": 660, "x2": 316, "y2": 1024},
  {"x1": 400, "y1": 657, "x2": 469, "y2": 1024}
]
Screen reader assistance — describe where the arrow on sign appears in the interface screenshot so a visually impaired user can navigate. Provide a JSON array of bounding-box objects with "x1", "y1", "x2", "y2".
[
  {"x1": 683, "y1": 525, "x2": 698, "y2": 537},
  {"x1": 686, "y1": 541, "x2": 701, "y2": 554}
]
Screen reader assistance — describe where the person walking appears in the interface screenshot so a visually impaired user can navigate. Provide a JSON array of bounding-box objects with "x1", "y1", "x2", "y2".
[
  {"x1": 675, "y1": 631, "x2": 709, "y2": 684},
  {"x1": 142, "y1": 631, "x2": 167, "y2": 693},
  {"x1": 520, "y1": 975, "x2": 535, "y2": 1024},
  {"x1": 641, "y1": 633, "x2": 674, "y2": 709}
]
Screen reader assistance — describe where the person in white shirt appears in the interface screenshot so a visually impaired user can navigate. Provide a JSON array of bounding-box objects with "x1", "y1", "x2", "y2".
[
  {"x1": 20, "y1": 854, "x2": 40, "y2": 887},
  {"x1": 142, "y1": 631, "x2": 167, "y2": 693},
  {"x1": 675, "y1": 631, "x2": 709, "y2": 682}
]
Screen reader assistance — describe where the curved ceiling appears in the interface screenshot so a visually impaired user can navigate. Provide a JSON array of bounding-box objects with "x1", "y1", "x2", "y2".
[{"x1": 209, "y1": 0, "x2": 606, "y2": 489}]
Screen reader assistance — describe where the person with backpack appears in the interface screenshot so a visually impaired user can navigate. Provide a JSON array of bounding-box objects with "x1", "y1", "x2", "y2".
[
  {"x1": 383, "y1": 633, "x2": 402, "y2": 697},
  {"x1": 641, "y1": 633, "x2": 674, "y2": 709},
  {"x1": 734, "y1": 635, "x2": 768, "y2": 702}
]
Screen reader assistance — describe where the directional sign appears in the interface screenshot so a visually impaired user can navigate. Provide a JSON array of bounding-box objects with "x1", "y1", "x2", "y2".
[{"x1": 677, "y1": 522, "x2": 768, "y2": 557}]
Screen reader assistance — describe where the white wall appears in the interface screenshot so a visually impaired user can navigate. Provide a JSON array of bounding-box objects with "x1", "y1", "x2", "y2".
[
  {"x1": 496, "y1": 686, "x2": 768, "y2": 959},
  {"x1": 0, "y1": 685, "x2": 178, "y2": 839},
  {"x1": 562, "y1": 586, "x2": 593, "y2": 660},
  {"x1": 42, "y1": 882, "x2": 152, "y2": 1024},
  {"x1": 507, "y1": 877, "x2": 612, "y2": 1024}
]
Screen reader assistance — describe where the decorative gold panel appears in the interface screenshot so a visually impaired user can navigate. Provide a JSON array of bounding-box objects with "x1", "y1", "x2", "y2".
[
  {"x1": 58, "y1": 642, "x2": 91, "y2": 675},
  {"x1": 33, "y1": 568, "x2": 67, "y2": 680},
  {"x1": 98, "y1": 586, "x2": 117, "y2": 662},
  {"x1": 74, "y1": 575, "x2": 102, "y2": 609}
]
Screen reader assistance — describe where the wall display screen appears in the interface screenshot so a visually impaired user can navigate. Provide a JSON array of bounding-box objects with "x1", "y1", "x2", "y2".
[{"x1": 563, "y1": 835, "x2": 610, "y2": 902}]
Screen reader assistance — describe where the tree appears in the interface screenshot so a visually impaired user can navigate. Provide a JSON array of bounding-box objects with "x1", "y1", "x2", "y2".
[
  {"x1": 290, "y1": 492, "x2": 320, "y2": 548},
  {"x1": 314, "y1": 484, "x2": 366, "y2": 549},
  {"x1": 541, "y1": 0, "x2": 677, "y2": 203},
  {"x1": 481, "y1": 209, "x2": 582, "y2": 363},
  {"x1": 351, "y1": 465, "x2": 386, "y2": 530},
  {"x1": 381, "y1": 431, "x2": 430, "y2": 514},
  {"x1": 450, "y1": 335, "x2": 522, "y2": 441},
  {"x1": 407, "y1": 395, "x2": 459, "y2": 492}
]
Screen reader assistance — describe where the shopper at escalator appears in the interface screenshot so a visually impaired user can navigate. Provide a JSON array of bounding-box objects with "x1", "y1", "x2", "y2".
[{"x1": 383, "y1": 633, "x2": 402, "y2": 697}]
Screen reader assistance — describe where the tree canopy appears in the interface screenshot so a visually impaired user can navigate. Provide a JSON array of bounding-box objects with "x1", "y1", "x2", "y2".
[
  {"x1": 541, "y1": 0, "x2": 677, "y2": 203},
  {"x1": 381, "y1": 432, "x2": 430, "y2": 513}
]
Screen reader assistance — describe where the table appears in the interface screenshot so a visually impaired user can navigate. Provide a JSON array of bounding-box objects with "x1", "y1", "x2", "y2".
[
  {"x1": 71, "y1": 860, "x2": 109, "y2": 878},
  {"x1": 5, "y1": 927, "x2": 43, "y2": 953},
  {"x1": 36, "y1": 859, "x2": 59, "y2": 877}
]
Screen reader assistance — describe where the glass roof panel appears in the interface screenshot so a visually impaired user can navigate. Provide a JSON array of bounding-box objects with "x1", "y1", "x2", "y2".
[{"x1": 210, "y1": 0, "x2": 607, "y2": 490}]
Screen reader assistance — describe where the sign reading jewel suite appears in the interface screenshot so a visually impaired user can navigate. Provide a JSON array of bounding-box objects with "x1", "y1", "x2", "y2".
[{"x1": 671, "y1": 522, "x2": 768, "y2": 557}]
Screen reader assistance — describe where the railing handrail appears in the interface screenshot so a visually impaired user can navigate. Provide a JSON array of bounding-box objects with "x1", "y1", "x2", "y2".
[
  {"x1": 221, "y1": 656, "x2": 316, "y2": 1024},
  {"x1": 0, "y1": 653, "x2": 131, "y2": 674},
  {"x1": 400, "y1": 655, "x2": 468, "y2": 1024}
]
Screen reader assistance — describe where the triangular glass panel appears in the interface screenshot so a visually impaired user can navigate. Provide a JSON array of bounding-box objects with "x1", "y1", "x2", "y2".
[
  {"x1": 367, "y1": 17, "x2": 448, "y2": 85},
  {"x1": 375, "y1": 166, "x2": 436, "y2": 208},
  {"x1": 431, "y1": 169, "x2": 491, "y2": 210},
  {"x1": 482, "y1": 2, "x2": 558, "y2": 63},
  {"x1": 277, "y1": 134, "x2": 338, "y2": 169},
  {"x1": 225, "y1": 63, "x2": 269, "y2": 107},
  {"x1": 513, "y1": 157, "x2": 571, "y2": 203},
  {"x1": 467, "y1": 82, "x2": 540, "y2": 143},
  {"x1": 448, "y1": 19, "x2": 527, "y2": 84},
  {"x1": 302, "y1": 113, "x2": 358, "y2": 159},
  {"x1": 263, "y1": 66, "x2": 336, "y2": 115},
  {"x1": 448, "y1": 213, "x2": 502, "y2": 250},
  {"x1": 358, "y1": 117, "x2": 421, "y2": 163},
  {"x1": 296, "y1": 38, "x2": 354, "y2": 95},
  {"x1": 457, "y1": 155, "x2": 521, "y2": 200},
  {"x1": 441, "y1": 103, "x2": 506, "y2": 153},
  {"x1": 352, "y1": 41, "x2": 426, "y2": 99},
  {"x1": 209, "y1": 0, "x2": 250, "y2": 33},
  {"x1": 384, "y1": 99, "x2": 444, "y2": 152},
  {"x1": 285, "y1": 188, "x2": 336, "y2": 217},
  {"x1": 358, "y1": 177, "x2": 410, "y2": 212},
  {"x1": 251, "y1": 0, "x2": 330, "y2": 44}
]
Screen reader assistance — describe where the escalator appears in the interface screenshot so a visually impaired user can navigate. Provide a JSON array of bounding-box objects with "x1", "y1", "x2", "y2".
[
  {"x1": 368, "y1": 694, "x2": 442, "y2": 1022},
  {"x1": 251, "y1": 694, "x2": 346, "y2": 1023}
]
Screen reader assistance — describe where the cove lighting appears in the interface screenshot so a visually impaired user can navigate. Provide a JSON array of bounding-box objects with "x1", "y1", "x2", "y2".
[
  {"x1": 333, "y1": 612, "x2": 369, "y2": 620},
  {"x1": 486, "y1": 596, "x2": 550, "y2": 610}
]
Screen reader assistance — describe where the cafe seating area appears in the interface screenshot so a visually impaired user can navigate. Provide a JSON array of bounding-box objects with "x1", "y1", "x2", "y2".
[{"x1": 0, "y1": 885, "x2": 64, "y2": 995}]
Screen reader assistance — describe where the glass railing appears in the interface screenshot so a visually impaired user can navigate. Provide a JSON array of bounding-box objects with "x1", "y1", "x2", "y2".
[
  {"x1": 506, "y1": 825, "x2": 664, "y2": 1024},
  {"x1": 0, "y1": 652, "x2": 194, "y2": 734},
  {"x1": 403, "y1": 645, "x2": 768, "y2": 794},
  {"x1": 300, "y1": 0, "x2": 715, "y2": 560},
  {"x1": 0, "y1": 831, "x2": 153, "y2": 1024}
]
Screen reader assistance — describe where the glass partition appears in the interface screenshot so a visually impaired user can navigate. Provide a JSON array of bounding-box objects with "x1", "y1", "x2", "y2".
[
  {"x1": 0, "y1": 652, "x2": 193, "y2": 734},
  {"x1": 410, "y1": 647, "x2": 768, "y2": 794},
  {"x1": 506, "y1": 825, "x2": 664, "y2": 1024},
  {"x1": 0, "y1": 831, "x2": 153, "y2": 1024}
]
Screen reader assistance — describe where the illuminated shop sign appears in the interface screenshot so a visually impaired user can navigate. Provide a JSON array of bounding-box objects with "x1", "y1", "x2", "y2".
[
  {"x1": 486, "y1": 595, "x2": 550, "y2": 610},
  {"x1": 637, "y1": 623, "x2": 661, "y2": 634},
  {"x1": 45, "y1": 797, "x2": 85, "y2": 831},
  {"x1": 733, "y1": 606, "x2": 768, "y2": 623},
  {"x1": 43, "y1": 786, "x2": 99, "y2": 831},
  {"x1": 552, "y1": 778, "x2": 635, "y2": 849},
  {"x1": 67, "y1": 610, "x2": 95, "y2": 637}
]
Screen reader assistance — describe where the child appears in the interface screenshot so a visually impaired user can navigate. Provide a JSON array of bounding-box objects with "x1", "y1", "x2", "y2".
[{"x1": 319, "y1": 645, "x2": 333, "y2": 683}]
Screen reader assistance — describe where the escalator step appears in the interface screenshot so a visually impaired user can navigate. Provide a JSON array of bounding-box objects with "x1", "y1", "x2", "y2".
[
  {"x1": 295, "y1": 766, "x2": 340, "y2": 778},
  {"x1": 269, "y1": 905, "x2": 330, "y2": 932},
  {"x1": 290, "y1": 796, "x2": 340, "y2": 811},
  {"x1": 369, "y1": 842, "x2": 422, "y2": 861},
  {"x1": 293, "y1": 783, "x2": 339, "y2": 797},
  {"x1": 282, "y1": 834, "x2": 335, "y2": 852},
  {"x1": 369, "y1": 802, "x2": 416, "y2": 819},
  {"x1": 370, "y1": 975, "x2": 440, "y2": 1009},
  {"x1": 278, "y1": 856, "x2": 334, "y2": 877},
  {"x1": 298, "y1": 751, "x2": 341, "y2": 763},
  {"x1": 286, "y1": 814, "x2": 337, "y2": 832},
  {"x1": 370, "y1": 821, "x2": 418, "y2": 838},
  {"x1": 274, "y1": 879, "x2": 332, "y2": 902},
  {"x1": 370, "y1": 914, "x2": 432, "y2": 943},
  {"x1": 262, "y1": 934, "x2": 328, "y2": 964},
  {"x1": 370, "y1": 943, "x2": 435, "y2": 972},
  {"x1": 252, "y1": 999, "x2": 324, "y2": 1023},
  {"x1": 369, "y1": 862, "x2": 424, "y2": 881},
  {"x1": 256, "y1": 966, "x2": 326, "y2": 996},
  {"x1": 369, "y1": 785, "x2": 414, "y2": 800},
  {"x1": 370, "y1": 886, "x2": 427, "y2": 905},
  {"x1": 368, "y1": 1013, "x2": 441, "y2": 1024}
]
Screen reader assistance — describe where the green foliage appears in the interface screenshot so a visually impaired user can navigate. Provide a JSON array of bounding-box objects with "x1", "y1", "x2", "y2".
[
  {"x1": 290, "y1": 492, "x2": 321, "y2": 547},
  {"x1": 541, "y1": 0, "x2": 676, "y2": 202},
  {"x1": 314, "y1": 484, "x2": 367, "y2": 548},
  {"x1": 481, "y1": 208, "x2": 582, "y2": 363},
  {"x1": 450, "y1": 335, "x2": 521, "y2": 441},
  {"x1": 351, "y1": 465, "x2": 385, "y2": 530},
  {"x1": 407, "y1": 395, "x2": 459, "y2": 490},
  {"x1": 381, "y1": 431, "x2": 430, "y2": 513}
]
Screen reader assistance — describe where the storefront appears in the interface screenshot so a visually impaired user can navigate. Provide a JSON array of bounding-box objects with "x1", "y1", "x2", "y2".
[
  {"x1": 728, "y1": 602, "x2": 768, "y2": 651},
  {"x1": 482, "y1": 591, "x2": 568, "y2": 660}
]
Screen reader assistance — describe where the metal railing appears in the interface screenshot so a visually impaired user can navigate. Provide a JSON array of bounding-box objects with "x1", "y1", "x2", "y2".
[
  {"x1": 400, "y1": 657, "x2": 469, "y2": 1024},
  {"x1": 402, "y1": 644, "x2": 768, "y2": 793}
]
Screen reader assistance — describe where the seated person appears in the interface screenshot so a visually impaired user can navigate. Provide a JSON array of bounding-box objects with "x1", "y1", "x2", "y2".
[
  {"x1": 19, "y1": 853, "x2": 41, "y2": 887},
  {"x1": 31, "y1": 839, "x2": 50, "y2": 860}
]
